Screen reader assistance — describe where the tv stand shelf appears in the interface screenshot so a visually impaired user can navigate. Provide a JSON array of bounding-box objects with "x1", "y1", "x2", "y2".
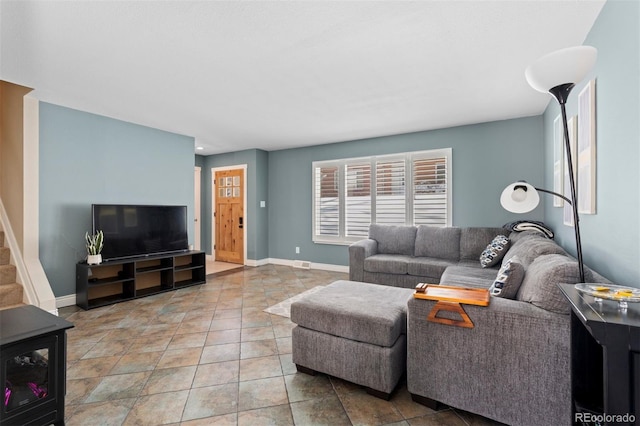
[
  {"x1": 176, "y1": 263, "x2": 200, "y2": 271},
  {"x1": 137, "y1": 266, "x2": 173, "y2": 274},
  {"x1": 76, "y1": 251, "x2": 206, "y2": 310},
  {"x1": 88, "y1": 276, "x2": 133, "y2": 286}
]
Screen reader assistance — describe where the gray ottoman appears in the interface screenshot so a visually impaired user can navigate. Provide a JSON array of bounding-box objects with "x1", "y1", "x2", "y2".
[{"x1": 290, "y1": 280, "x2": 414, "y2": 399}]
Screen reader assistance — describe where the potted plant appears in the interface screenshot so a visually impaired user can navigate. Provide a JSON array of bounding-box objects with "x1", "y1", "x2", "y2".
[{"x1": 85, "y1": 230, "x2": 104, "y2": 265}]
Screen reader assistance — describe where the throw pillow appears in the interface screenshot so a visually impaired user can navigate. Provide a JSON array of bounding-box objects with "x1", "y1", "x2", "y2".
[
  {"x1": 479, "y1": 234, "x2": 510, "y2": 268},
  {"x1": 489, "y1": 256, "x2": 525, "y2": 299}
]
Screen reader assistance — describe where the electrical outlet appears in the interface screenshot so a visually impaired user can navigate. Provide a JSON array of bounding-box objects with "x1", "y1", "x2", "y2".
[{"x1": 295, "y1": 247, "x2": 300, "y2": 254}]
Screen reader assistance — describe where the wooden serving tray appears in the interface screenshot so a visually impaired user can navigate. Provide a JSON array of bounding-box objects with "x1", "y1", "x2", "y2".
[
  {"x1": 413, "y1": 284, "x2": 490, "y2": 306},
  {"x1": 413, "y1": 284, "x2": 490, "y2": 328}
]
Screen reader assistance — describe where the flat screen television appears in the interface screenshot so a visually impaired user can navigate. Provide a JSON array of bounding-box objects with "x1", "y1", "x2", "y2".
[{"x1": 92, "y1": 204, "x2": 189, "y2": 261}]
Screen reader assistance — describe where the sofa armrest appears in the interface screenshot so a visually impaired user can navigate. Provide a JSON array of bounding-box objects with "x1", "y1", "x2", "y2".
[
  {"x1": 407, "y1": 296, "x2": 571, "y2": 426},
  {"x1": 349, "y1": 239, "x2": 378, "y2": 282}
]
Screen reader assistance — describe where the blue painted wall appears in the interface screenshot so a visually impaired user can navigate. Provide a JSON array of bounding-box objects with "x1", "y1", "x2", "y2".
[
  {"x1": 255, "y1": 149, "x2": 269, "y2": 261},
  {"x1": 541, "y1": 0, "x2": 640, "y2": 287},
  {"x1": 195, "y1": 154, "x2": 206, "y2": 249},
  {"x1": 39, "y1": 102, "x2": 196, "y2": 297},
  {"x1": 267, "y1": 116, "x2": 544, "y2": 265}
]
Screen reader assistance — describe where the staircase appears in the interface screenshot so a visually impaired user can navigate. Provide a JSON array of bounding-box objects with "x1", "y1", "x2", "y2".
[{"x1": 0, "y1": 231, "x2": 24, "y2": 310}]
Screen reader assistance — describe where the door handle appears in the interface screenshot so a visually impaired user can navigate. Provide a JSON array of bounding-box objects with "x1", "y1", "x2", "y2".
[{"x1": 239, "y1": 217, "x2": 243, "y2": 229}]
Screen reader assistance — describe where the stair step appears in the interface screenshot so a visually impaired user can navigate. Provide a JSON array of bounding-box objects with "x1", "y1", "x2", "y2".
[
  {"x1": 0, "y1": 282, "x2": 23, "y2": 306},
  {"x1": 0, "y1": 302, "x2": 25, "y2": 311},
  {"x1": 0, "y1": 247, "x2": 9, "y2": 265},
  {"x1": 0, "y1": 264, "x2": 16, "y2": 285}
]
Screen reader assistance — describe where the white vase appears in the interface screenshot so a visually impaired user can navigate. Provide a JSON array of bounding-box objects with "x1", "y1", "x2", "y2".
[{"x1": 87, "y1": 254, "x2": 102, "y2": 265}]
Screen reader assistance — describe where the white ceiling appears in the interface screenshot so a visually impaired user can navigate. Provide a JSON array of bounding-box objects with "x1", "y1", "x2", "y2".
[{"x1": 1, "y1": 1, "x2": 605, "y2": 155}]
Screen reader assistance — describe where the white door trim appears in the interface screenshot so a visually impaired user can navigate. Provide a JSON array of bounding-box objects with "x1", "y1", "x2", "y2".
[{"x1": 211, "y1": 164, "x2": 248, "y2": 265}]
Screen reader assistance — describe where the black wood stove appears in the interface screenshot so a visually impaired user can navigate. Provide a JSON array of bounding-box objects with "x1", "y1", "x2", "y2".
[{"x1": 1, "y1": 305, "x2": 73, "y2": 426}]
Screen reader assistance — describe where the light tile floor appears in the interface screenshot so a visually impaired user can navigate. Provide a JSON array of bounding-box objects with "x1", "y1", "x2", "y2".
[
  {"x1": 205, "y1": 260, "x2": 244, "y2": 275},
  {"x1": 59, "y1": 265, "x2": 503, "y2": 425}
]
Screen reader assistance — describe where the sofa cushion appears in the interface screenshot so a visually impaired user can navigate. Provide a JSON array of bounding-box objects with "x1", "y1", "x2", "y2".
[
  {"x1": 479, "y1": 234, "x2": 510, "y2": 268},
  {"x1": 364, "y1": 254, "x2": 412, "y2": 274},
  {"x1": 503, "y1": 233, "x2": 567, "y2": 268},
  {"x1": 439, "y1": 265, "x2": 498, "y2": 289},
  {"x1": 460, "y1": 227, "x2": 509, "y2": 261},
  {"x1": 508, "y1": 230, "x2": 544, "y2": 244},
  {"x1": 414, "y1": 226, "x2": 461, "y2": 260},
  {"x1": 517, "y1": 254, "x2": 592, "y2": 314},
  {"x1": 456, "y1": 260, "x2": 485, "y2": 269},
  {"x1": 290, "y1": 280, "x2": 414, "y2": 347},
  {"x1": 489, "y1": 256, "x2": 525, "y2": 299},
  {"x1": 369, "y1": 224, "x2": 417, "y2": 255},
  {"x1": 406, "y1": 258, "x2": 456, "y2": 279}
]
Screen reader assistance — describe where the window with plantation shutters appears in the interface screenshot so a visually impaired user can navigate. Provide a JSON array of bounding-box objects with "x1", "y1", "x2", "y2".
[
  {"x1": 375, "y1": 159, "x2": 406, "y2": 225},
  {"x1": 345, "y1": 163, "x2": 371, "y2": 237},
  {"x1": 413, "y1": 156, "x2": 448, "y2": 226},
  {"x1": 313, "y1": 148, "x2": 451, "y2": 244},
  {"x1": 314, "y1": 166, "x2": 339, "y2": 237}
]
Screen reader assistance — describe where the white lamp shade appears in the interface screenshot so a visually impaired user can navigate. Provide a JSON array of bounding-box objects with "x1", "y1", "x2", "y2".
[
  {"x1": 525, "y1": 46, "x2": 597, "y2": 93},
  {"x1": 500, "y1": 182, "x2": 540, "y2": 214}
]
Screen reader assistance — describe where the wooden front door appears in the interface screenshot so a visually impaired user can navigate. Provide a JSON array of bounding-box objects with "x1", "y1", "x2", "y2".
[{"x1": 214, "y1": 169, "x2": 244, "y2": 264}]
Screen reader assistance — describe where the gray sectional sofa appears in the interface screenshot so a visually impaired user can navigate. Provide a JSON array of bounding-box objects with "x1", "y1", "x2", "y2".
[
  {"x1": 349, "y1": 224, "x2": 510, "y2": 288},
  {"x1": 346, "y1": 224, "x2": 608, "y2": 426}
]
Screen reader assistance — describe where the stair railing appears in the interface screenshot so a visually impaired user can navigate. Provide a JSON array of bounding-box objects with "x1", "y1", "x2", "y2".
[{"x1": 0, "y1": 197, "x2": 57, "y2": 314}]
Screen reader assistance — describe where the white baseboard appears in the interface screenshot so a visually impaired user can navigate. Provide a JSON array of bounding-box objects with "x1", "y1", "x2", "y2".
[
  {"x1": 207, "y1": 255, "x2": 268, "y2": 268},
  {"x1": 268, "y1": 258, "x2": 349, "y2": 273},
  {"x1": 56, "y1": 294, "x2": 77, "y2": 308},
  {"x1": 245, "y1": 258, "x2": 269, "y2": 267},
  {"x1": 266, "y1": 258, "x2": 292, "y2": 267},
  {"x1": 312, "y1": 262, "x2": 349, "y2": 273},
  {"x1": 58, "y1": 258, "x2": 348, "y2": 308}
]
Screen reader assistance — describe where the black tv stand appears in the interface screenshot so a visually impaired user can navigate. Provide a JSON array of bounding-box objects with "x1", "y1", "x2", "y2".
[{"x1": 75, "y1": 250, "x2": 206, "y2": 310}]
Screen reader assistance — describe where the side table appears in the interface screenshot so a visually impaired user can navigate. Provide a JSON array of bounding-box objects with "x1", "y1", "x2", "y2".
[
  {"x1": 0, "y1": 305, "x2": 74, "y2": 426},
  {"x1": 558, "y1": 283, "x2": 639, "y2": 426}
]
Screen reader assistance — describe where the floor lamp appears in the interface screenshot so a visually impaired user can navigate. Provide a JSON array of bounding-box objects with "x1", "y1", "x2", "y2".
[{"x1": 500, "y1": 46, "x2": 597, "y2": 283}]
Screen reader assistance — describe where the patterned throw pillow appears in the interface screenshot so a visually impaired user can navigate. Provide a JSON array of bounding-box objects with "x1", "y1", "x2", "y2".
[
  {"x1": 479, "y1": 234, "x2": 510, "y2": 268},
  {"x1": 489, "y1": 256, "x2": 525, "y2": 299}
]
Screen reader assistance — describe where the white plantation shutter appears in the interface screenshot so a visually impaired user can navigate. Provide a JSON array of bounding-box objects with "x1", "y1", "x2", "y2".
[
  {"x1": 312, "y1": 148, "x2": 451, "y2": 243},
  {"x1": 413, "y1": 156, "x2": 449, "y2": 226},
  {"x1": 313, "y1": 165, "x2": 339, "y2": 237},
  {"x1": 345, "y1": 163, "x2": 371, "y2": 237},
  {"x1": 375, "y1": 159, "x2": 406, "y2": 225}
]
